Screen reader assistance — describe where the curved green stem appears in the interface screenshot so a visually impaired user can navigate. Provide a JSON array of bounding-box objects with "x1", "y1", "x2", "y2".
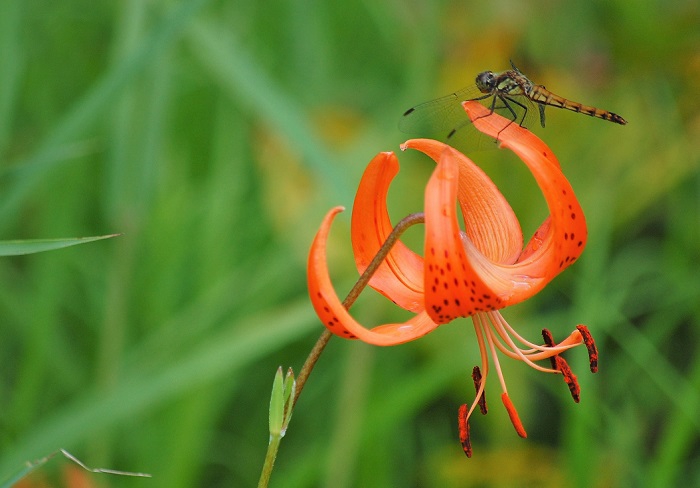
[{"x1": 257, "y1": 212, "x2": 425, "y2": 488}]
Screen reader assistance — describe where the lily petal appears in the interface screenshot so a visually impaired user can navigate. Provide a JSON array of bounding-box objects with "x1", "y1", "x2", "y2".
[
  {"x1": 351, "y1": 152, "x2": 425, "y2": 313},
  {"x1": 401, "y1": 138, "x2": 523, "y2": 265},
  {"x1": 308, "y1": 206, "x2": 440, "y2": 345},
  {"x1": 464, "y1": 101, "x2": 588, "y2": 284},
  {"x1": 423, "y1": 148, "x2": 506, "y2": 322}
]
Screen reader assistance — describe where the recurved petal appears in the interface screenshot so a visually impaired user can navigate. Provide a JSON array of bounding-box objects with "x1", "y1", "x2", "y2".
[
  {"x1": 423, "y1": 148, "x2": 506, "y2": 323},
  {"x1": 402, "y1": 139, "x2": 523, "y2": 265},
  {"x1": 463, "y1": 101, "x2": 587, "y2": 286},
  {"x1": 308, "y1": 206, "x2": 440, "y2": 345},
  {"x1": 351, "y1": 152, "x2": 425, "y2": 313}
]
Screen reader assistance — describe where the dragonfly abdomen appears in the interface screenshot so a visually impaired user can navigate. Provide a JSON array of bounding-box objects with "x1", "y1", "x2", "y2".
[{"x1": 528, "y1": 86, "x2": 627, "y2": 125}]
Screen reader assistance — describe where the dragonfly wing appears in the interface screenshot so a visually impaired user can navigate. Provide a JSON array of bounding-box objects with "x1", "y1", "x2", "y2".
[
  {"x1": 399, "y1": 84, "x2": 484, "y2": 140},
  {"x1": 399, "y1": 85, "x2": 543, "y2": 154}
]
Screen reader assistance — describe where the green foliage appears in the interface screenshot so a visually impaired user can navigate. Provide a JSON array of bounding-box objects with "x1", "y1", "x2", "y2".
[
  {"x1": 0, "y1": 235, "x2": 119, "y2": 256},
  {"x1": 1, "y1": 0, "x2": 698, "y2": 486}
]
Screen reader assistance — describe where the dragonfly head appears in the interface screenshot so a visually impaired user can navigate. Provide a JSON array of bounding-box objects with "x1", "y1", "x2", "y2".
[{"x1": 475, "y1": 71, "x2": 497, "y2": 93}]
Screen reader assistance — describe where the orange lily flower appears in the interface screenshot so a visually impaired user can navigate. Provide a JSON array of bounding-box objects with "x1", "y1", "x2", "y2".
[{"x1": 307, "y1": 101, "x2": 598, "y2": 456}]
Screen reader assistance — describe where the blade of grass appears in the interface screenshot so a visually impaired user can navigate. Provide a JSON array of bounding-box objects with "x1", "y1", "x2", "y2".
[{"x1": 0, "y1": 235, "x2": 119, "y2": 256}]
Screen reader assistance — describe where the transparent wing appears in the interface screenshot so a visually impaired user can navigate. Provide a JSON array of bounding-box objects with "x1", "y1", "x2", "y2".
[
  {"x1": 399, "y1": 85, "x2": 485, "y2": 140},
  {"x1": 399, "y1": 85, "x2": 543, "y2": 154}
]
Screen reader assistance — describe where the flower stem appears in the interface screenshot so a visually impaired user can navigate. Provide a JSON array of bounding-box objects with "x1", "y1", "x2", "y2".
[
  {"x1": 257, "y1": 212, "x2": 425, "y2": 488},
  {"x1": 257, "y1": 434, "x2": 282, "y2": 488},
  {"x1": 293, "y1": 212, "x2": 424, "y2": 407}
]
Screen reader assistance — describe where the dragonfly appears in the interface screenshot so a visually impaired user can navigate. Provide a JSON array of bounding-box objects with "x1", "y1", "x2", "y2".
[{"x1": 400, "y1": 61, "x2": 627, "y2": 152}]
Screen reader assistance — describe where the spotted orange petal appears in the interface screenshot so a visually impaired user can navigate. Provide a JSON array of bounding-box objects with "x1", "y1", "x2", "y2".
[
  {"x1": 422, "y1": 147, "x2": 505, "y2": 322},
  {"x1": 351, "y1": 152, "x2": 425, "y2": 313},
  {"x1": 401, "y1": 138, "x2": 523, "y2": 265},
  {"x1": 463, "y1": 101, "x2": 587, "y2": 282},
  {"x1": 308, "y1": 206, "x2": 439, "y2": 345}
]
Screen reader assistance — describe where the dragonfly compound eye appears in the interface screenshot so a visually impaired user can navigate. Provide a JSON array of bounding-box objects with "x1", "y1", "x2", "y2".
[{"x1": 475, "y1": 71, "x2": 496, "y2": 93}]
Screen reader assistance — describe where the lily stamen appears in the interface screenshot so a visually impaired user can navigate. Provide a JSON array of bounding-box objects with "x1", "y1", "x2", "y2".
[
  {"x1": 576, "y1": 325, "x2": 599, "y2": 373},
  {"x1": 458, "y1": 404, "x2": 472, "y2": 458},
  {"x1": 543, "y1": 328, "x2": 582, "y2": 402},
  {"x1": 472, "y1": 366, "x2": 487, "y2": 415},
  {"x1": 555, "y1": 356, "x2": 581, "y2": 402}
]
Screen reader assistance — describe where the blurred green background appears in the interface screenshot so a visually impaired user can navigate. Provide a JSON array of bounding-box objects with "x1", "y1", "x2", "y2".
[{"x1": 1, "y1": 0, "x2": 699, "y2": 487}]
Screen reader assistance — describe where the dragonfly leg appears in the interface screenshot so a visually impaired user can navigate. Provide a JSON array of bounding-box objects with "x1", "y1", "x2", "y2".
[{"x1": 502, "y1": 95, "x2": 529, "y2": 127}]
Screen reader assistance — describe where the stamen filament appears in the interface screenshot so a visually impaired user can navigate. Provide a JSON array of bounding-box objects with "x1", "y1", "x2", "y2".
[
  {"x1": 483, "y1": 322, "x2": 509, "y2": 394},
  {"x1": 493, "y1": 312, "x2": 583, "y2": 356},
  {"x1": 488, "y1": 313, "x2": 561, "y2": 373},
  {"x1": 465, "y1": 314, "x2": 490, "y2": 421}
]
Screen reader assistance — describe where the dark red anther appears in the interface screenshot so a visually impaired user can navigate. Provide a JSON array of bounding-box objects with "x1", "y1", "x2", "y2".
[
  {"x1": 554, "y1": 356, "x2": 580, "y2": 403},
  {"x1": 472, "y1": 366, "x2": 487, "y2": 415},
  {"x1": 458, "y1": 404, "x2": 472, "y2": 458},
  {"x1": 541, "y1": 328, "x2": 557, "y2": 369},
  {"x1": 576, "y1": 325, "x2": 598, "y2": 373}
]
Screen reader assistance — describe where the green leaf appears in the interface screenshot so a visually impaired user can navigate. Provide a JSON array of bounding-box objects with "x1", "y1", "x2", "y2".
[
  {"x1": 269, "y1": 367, "x2": 285, "y2": 438},
  {"x1": 0, "y1": 234, "x2": 119, "y2": 256},
  {"x1": 282, "y1": 368, "x2": 296, "y2": 435}
]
